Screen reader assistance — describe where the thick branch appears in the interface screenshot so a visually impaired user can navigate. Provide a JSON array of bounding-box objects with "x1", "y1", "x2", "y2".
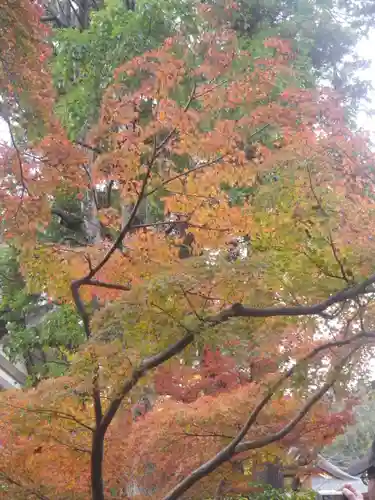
[
  {"x1": 40, "y1": 12, "x2": 69, "y2": 27},
  {"x1": 71, "y1": 278, "x2": 130, "y2": 338},
  {"x1": 89, "y1": 330, "x2": 194, "y2": 500},
  {"x1": 83, "y1": 279, "x2": 131, "y2": 292},
  {"x1": 163, "y1": 345, "x2": 361, "y2": 500},
  {"x1": 51, "y1": 207, "x2": 84, "y2": 228},
  {"x1": 92, "y1": 364, "x2": 102, "y2": 426},
  {"x1": 207, "y1": 273, "x2": 375, "y2": 325},
  {"x1": 97, "y1": 330, "x2": 194, "y2": 438},
  {"x1": 234, "y1": 350, "x2": 356, "y2": 453},
  {"x1": 71, "y1": 280, "x2": 90, "y2": 338}
]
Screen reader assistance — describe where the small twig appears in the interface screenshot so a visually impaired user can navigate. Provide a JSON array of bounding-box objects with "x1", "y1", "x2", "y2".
[
  {"x1": 214, "y1": 478, "x2": 226, "y2": 500},
  {"x1": 302, "y1": 249, "x2": 344, "y2": 281},
  {"x1": 84, "y1": 254, "x2": 93, "y2": 273},
  {"x1": 327, "y1": 231, "x2": 351, "y2": 284},
  {"x1": 178, "y1": 431, "x2": 235, "y2": 440},
  {"x1": 4, "y1": 117, "x2": 31, "y2": 218},
  {"x1": 148, "y1": 123, "x2": 270, "y2": 197},
  {"x1": 147, "y1": 155, "x2": 225, "y2": 197},
  {"x1": 50, "y1": 435, "x2": 91, "y2": 454},
  {"x1": 184, "y1": 289, "x2": 224, "y2": 303},
  {"x1": 306, "y1": 163, "x2": 323, "y2": 211},
  {"x1": 306, "y1": 164, "x2": 350, "y2": 284},
  {"x1": 129, "y1": 220, "x2": 230, "y2": 233},
  {"x1": 3, "y1": 402, "x2": 94, "y2": 432},
  {"x1": 84, "y1": 279, "x2": 131, "y2": 292},
  {"x1": 179, "y1": 284, "x2": 203, "y2": 321},
  {"x1": 150, "y1": 301, "x2": 194, "y2": 334}
]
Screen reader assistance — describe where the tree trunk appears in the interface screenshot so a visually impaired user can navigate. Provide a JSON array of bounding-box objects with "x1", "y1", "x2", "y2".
[
  {"x1": 91, "y1": 431, "x2": 105, "y2": 500},
  {"x1": 79, "y1": 0, "x2": 90, "y2": 29}
]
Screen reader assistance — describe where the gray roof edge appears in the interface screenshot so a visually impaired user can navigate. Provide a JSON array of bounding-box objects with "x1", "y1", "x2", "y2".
[
  {"x1": 0, "y1": 374, "x2": 15, "y2": 389},
  {"x1": 0, "y1": 352, "x2": 27, "y2": 385},
  {"x1": 317, "y1": 455, "x2": 361, "y2": 480}
]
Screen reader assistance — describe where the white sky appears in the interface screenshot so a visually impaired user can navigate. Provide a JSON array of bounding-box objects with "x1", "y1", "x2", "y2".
[
  {"x1": 354, "y1": 29, "x2": 375, "y2": 133},
  {"x1": 0, "y1": 119, "x2": 9, "y2": 144}
]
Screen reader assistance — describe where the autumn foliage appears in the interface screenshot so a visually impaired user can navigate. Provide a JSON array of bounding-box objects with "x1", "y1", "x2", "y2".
[
  {"x1": 1, "y1": 6, "x2": 375, "y2": 500},
  {"x1": 0, "y1": 346, "x2": 354, "y2": 499},
  {"x1": 0, "y1": 0, "x2": 54, "y2": 122}
]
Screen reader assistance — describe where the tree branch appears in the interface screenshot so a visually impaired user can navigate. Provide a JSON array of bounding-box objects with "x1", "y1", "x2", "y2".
[
  {"x1": 83, "y1": 279, "x2": 131, "y2": 292},
  {"x1": 50, "y1": 435, "x2": 91, "y2": 454},
  {"x1": 234, "y1": 348, "x2": 358, "y2": 453},
  {"x1": 97, "y1": 329, "x2": 195, "y2": 438},
  {"x1": 206, "y1": 272, "x2": 375, "y2": 325},
  {"x1": 92, "y1": 363, "x2": 102, "y2": 426},
  {"x1": 89, "y1": 329, "x2": 195, "y2": 500},
  {"x1": 77, "y1": 82, "x2": 197, "y2": 286},
  {"x1": 3, "y1": 403, "x2": 94, "y2": 432},
  {"x1": 129, "y1": 220, "x2": 230, "y2": 233},
  {"x1": 4, "y1": 116, "x2": 31, "y2": 219},
  {"x1": 163, "y1": 343, "x2": 363, "y2": 500},
  {"x1": 146, "y1": 154, "x2": 225, "y2": 197},
  {"x1": 146, "y1": 123, "x2": 270, "y2": 197},
  {"x1": 74, "y1": 140, "x2": 103, "y2": 155}
]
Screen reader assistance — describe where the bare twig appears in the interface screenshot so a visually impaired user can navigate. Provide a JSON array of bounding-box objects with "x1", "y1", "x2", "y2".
[
  {"x1": 327, "y1": 231, "x2": 351, "y2": 284},
  {"x1": 50, "y1": 435, "x2": 91, "y2": 454},
  {"x1": 147, "y1": 123, "x2": 270, "y2": 197},
  {"x1": 73, "y1": 140, "x2": 102, "y2": 155},
  {"x1": 3, "y1": 403, "x2": 94, "y2": 432}
]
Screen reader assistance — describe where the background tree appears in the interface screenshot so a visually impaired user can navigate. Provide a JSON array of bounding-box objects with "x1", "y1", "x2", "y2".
[{"x1": 323, "y1": 390, "x2": 375, "y2": 471}]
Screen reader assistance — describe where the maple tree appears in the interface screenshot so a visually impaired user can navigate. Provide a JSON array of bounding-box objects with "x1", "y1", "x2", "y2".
[
  {"x1": 0, "y1": 0, "x2": 55, "y2": 133},
  {"x1": 2, "y1": 3, "x2": 375, "y2": 499},
  {"x1": 46, "y1": 0, "x2": 375, "y2": 144},
  {"x1": 4, "y1": 0, "x2": 375, "y2": 373}
]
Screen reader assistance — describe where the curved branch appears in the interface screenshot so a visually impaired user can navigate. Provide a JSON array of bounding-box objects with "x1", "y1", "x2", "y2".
[
  {"x1": 97, "y1": 329, "x2": 195, "y2": 437},
  {"x1": 163, "y1": 343, "x2": 363, "y2": 500},
  {"x1": 206, "y1": 272, "x2": 375, "y2": 325}
]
